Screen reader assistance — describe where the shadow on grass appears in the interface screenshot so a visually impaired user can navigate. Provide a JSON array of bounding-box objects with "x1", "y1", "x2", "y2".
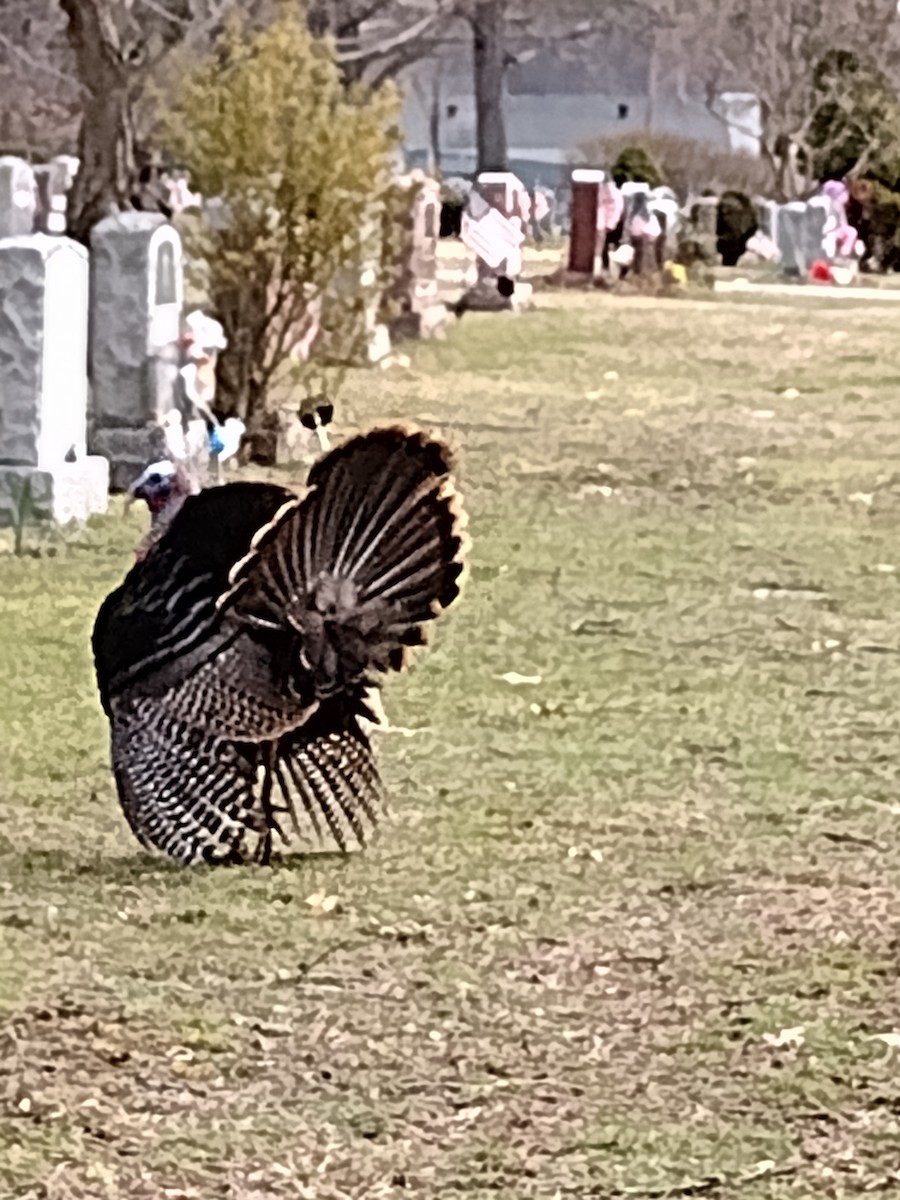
[
  {"x1": 6, "y1": 845, "x2": 353, "y2": 886},
  {"x1": 266, "y1": 850, "x2": 350, "y2": 871}
]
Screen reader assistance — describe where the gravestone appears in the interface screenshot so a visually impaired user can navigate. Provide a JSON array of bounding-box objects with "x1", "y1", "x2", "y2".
[
  {"x1": 0, "y1": 158, "x2": 37, "y2": 239},
  {"x1": 476, "y1": 171, "x2": 527, "y2": 276},
  {"x1": 0, "y1": 235, "x2": 108, "y2": 526},
  {"x1": 690, "y1": 196, "x2": 719, "y2": 240},
  {"x1": 557, "y1": 190, "x2": 572, "y2": 237},
  {"x1": 649, "y1": 186, "x2": 680, "y2": 267},
  {"x1": 682, "y1": 194, "x2": 719, "y2": 263},
  {"x1": 32, "y1": 160, "x2": 72, "y2": 235},
  {"x1": 530, "y1": 185, "x2": 556, "y2": 242},
  {"x1": 754, "y1": 197, "x2": 779, "y2": 246},
  {"x1": 777, "y1": 201, "x2": 809, "y2": 276},
  {"x1": 387, "y1": 170, "x2": 448, "y2": 342},
  {"x1": 567, "y1": 168, "x2": 605, "y2": 274},
  {"x1": 89, "y1": 212, "x2": 184, "y2": 489},
  {"x1": 460, "y1": 170, "x2": 531, "y2": 312},
  {"x1": 359, "y1": 207, "x2": 392, "y2": 362},
  {"x1": 53, "y1": 156, "x2": 79, "y2": 189},
  {"x1": 803, "y1": 197, "x2": 830, "y2": 267}
]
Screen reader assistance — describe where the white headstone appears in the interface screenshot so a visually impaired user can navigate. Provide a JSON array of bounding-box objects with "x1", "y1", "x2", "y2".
[
  {"x1": 90, "y1": 212, "x2": 184, "y2": 422},
  {"x1": 0, "y1": 235, "x2": 108, "y2": 525},
  {"x1": 89, "y1": 212, "x2": 185, "y2": 487},
  {"x1": 804, "y1": 197, "x2": 830, "y2": 266},
  {"x1": 754, "y1": 197, "x2": 779, "y2": 247},
  {"x1": 777, "y1": 202, "x2": 808, "y2": 275}
]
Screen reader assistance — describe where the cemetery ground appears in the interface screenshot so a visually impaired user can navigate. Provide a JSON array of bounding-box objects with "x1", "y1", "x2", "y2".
[{"x1": 4, "y1": 290, "x2": 900, "y2": 1199}]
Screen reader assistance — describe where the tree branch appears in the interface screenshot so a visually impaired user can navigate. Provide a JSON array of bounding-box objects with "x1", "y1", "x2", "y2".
[
  {"x1": 0, "y1": 29, "x2": 76, "y2": 83},
  {"x1": 335, "y1": 0, "x2": 410, "y2": 35},
  {"x1": 135, "y1": 0, "x2": 193, "y2": 27},
  {"x1": 337, "y1": 11, "x2": 440, "y2": 65},
  {"x1": 59, "y1": 0, "x2": 126, "y2": 71}
]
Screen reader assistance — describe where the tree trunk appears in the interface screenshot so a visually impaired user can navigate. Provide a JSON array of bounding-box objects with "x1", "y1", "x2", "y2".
[
  {"x1": 768, "y1": 134, "x2": 805, "y2": 203},
  {"x1": 470, "y1": 0, "x2": 508, "y2": 174},
  {"x1": 759, "y1": 141, "x2": 784, "y2": 202},
  {"x1": 428, "y1": 67, "x2": 443, "y2": 173},
  {"x1": 212, "y1": 255, "x2": 273, "y2": 424},
  {"x1": 59, "y1": 0, "x2": 135, "y2": 244},
  {"x1": 306, "y1": 0, "x2": 332, "y2": 39},
  {"x1": 307, "y1": 4, "x2": 367, "y2": 85},
  {"x1": 645, "y1": 35, "x2": 658, "y2": 131},
  {"x1": 336, "y1": 17, "x2": 368, "y2": 84}
]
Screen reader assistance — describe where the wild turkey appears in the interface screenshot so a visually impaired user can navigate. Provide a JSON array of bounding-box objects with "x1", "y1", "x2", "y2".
[{"x1": 92, "y1": 427, "x2": 468, "y2": 865}]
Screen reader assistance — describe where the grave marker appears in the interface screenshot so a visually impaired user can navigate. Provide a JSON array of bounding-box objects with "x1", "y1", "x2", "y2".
[
  {"x1": 459, "y1": 171, "x2": 531, "y2": 312},
  {"x1": 567, "y1": 168, "x2": 605, "y2": 274},
  {"x1": 89, "y1": 212, "x2": 184, "y2": 488},
  {"x1": 387, "y1": 170, "x2": 448, "y2": 341},
  {"x1": 0, "y1": 235, "x2": 108, "y2": 525}
]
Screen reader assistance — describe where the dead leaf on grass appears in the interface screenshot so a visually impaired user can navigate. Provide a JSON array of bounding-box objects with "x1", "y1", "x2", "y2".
[
  {"x1": 305, "y1": 891, "x2": 339, "y2": 915},
  {"x1": 868, "y1": 1032, "x2": 900, "y2": 1048},
  {"x1": 762, "y1": 1025, "x2": 806, "y2": 1048}
]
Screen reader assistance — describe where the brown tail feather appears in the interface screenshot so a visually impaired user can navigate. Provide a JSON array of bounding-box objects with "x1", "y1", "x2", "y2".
[
  {"x1": 221, "y1": 427, "x2": 468, "y2": 695},
  {"x1": 267, "y1": 724, "x2": 385, "y2": 853}
]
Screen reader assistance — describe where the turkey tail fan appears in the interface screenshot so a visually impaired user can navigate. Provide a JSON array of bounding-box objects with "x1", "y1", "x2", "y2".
[
  {"x1": 267, "y1": 718, "x2": 386, "y2": 853},
  {"x1": 221, "y1": 427, "x2": 469, "y2": 695}
]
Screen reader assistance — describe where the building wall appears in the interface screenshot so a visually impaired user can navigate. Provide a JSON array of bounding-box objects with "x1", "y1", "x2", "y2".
[{"x1": 398, "y1": 40, "x2": 761, "y2": 184}]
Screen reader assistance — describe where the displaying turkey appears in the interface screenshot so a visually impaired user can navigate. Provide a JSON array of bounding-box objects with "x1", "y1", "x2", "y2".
[{"x1": 92, "y1": 427, "x2": 468, "y2": 865}]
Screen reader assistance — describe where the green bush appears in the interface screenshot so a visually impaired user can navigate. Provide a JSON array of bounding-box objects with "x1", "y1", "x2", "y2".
[
  {"x1": 159, "y1": 10, "x2": 401, "y2": 432},
  {"x1": 804, "y1": 49, "x2": 900, "y2": 272},
  {"x1": 716, "y1": 191, "x2": 758, "y2": 267},
  {"x1": 809, "y1": 50, "x2": 900, "y2": 184},
  {"x1": 859, "y1": 181, "x2": 900, "y2": 272},
  {"x1": 873, "y1": 186, "x2": 900, "y2": 269},
  {"x1": 610, "y1": 146, "x2": 664, "y2": 189}
]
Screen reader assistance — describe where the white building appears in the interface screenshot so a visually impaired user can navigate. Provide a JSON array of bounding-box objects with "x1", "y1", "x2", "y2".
[{"x1": 398, "y1": 35, "x2": 760, "y2": 187}]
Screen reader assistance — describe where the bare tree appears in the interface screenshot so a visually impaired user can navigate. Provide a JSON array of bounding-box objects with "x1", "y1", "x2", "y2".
[
  {"x1": 35, "y1": 0, "x2": 607, "y2": 242},
  {"x1": 304, "y1": 0, "x2": 447, "y2": 84},
  {"x1": 58, "y1": 0, "x2": 138, "y2": 241},
  {"x1": 468, "y1": 0, "x2": 509, "y2": 172},
  {"x1": 395, "y1": 0, "x2": 604, "y2": 176},
  {"x1": 57, "y1": 0, "x2": 230, "y2": 240},
  {"x1": 53, "y1": 0, "x2": 446, "y2": 241},
  {"x1": 317, "y1": 0, "x2": 608, "y2": 176},
  {"x1": 0, "y1": 1, "x2": 79, "y2": 156},
  {"x1": 650, "y1": 0, "x2": 900, "y2": 199}
]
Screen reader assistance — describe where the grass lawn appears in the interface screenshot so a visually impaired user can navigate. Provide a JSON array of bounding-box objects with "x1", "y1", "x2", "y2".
[{"x1": 3, "y1": 289, "x2": 900, "y2": 1197}]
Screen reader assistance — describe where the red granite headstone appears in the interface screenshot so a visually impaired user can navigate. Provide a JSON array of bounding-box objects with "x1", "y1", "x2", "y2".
[{"x1": 568, "y1": 169, "x2": 606, "y2": 274}]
